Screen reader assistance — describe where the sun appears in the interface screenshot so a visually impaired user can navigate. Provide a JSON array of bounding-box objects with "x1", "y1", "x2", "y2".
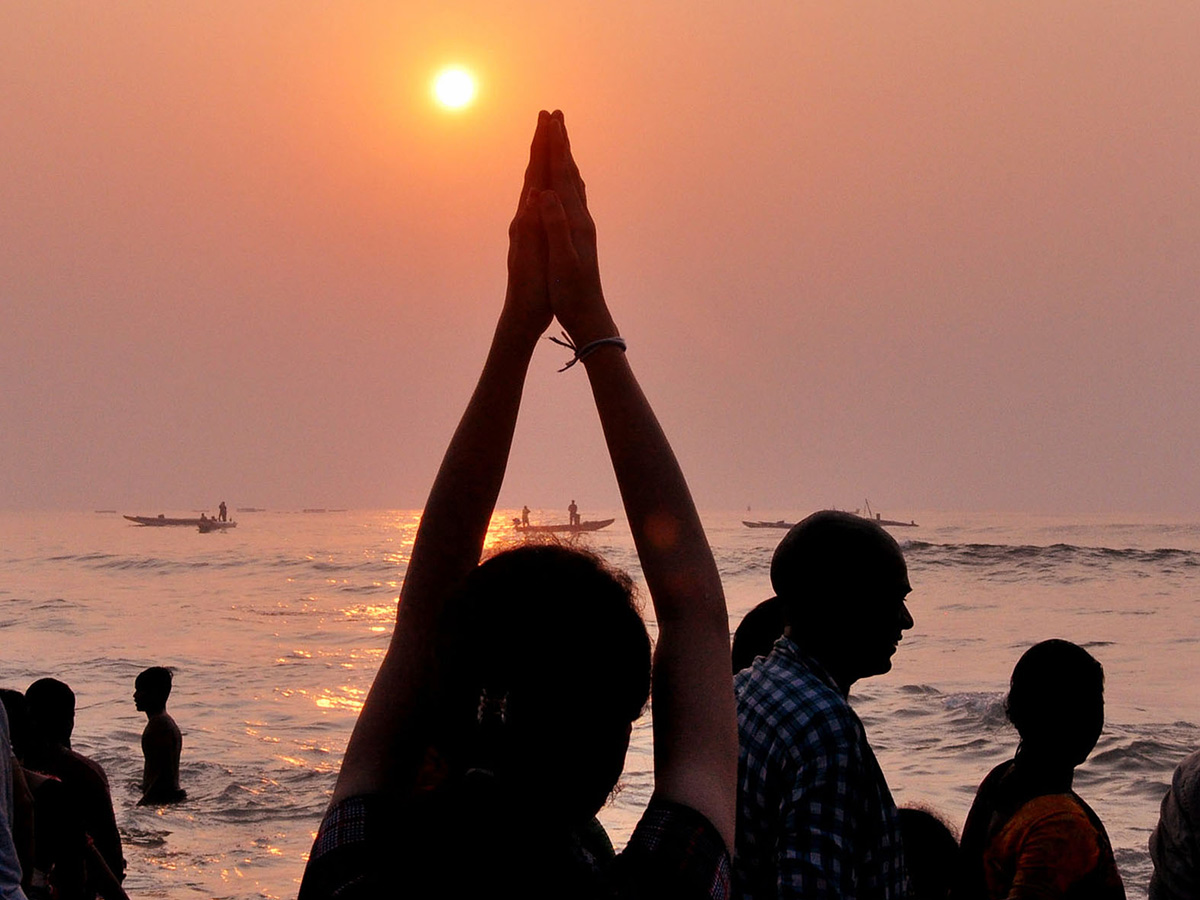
[{"x1": 432, "y1": 66, "x2": 477, "y2": 111}]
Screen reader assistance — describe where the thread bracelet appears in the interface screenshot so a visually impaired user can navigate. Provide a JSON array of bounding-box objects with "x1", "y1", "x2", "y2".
[{"x1": 547, "y1": 332, "x2": 627, "y2": 371}]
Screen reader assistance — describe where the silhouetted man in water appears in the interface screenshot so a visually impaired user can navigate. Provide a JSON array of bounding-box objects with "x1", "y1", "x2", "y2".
[
  {"x1": 134, "y1": 668, "x2": 186, "y2": 806},
  {"x1": 568, "y1": 500, "x2": 579, "y2": 526},
  {"x1": 735, "y1": 510, "x2": 913, "y2": 900}
]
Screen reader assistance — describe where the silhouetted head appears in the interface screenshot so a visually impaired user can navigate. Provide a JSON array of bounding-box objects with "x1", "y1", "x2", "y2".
[
  {"x1": 135, "y1": 666, "x2": 173, "y2": 714},
  {"x1": 434, "y1": 544, "x2": 651, "y2": 824},
  {"x1": 770, "y1": 510, "x2": 913, "y2": 690},
  {"x1": 25, "y1": 677, "x2": 76, "y2": 748},
  {"x1": 898, "y1": 806, "x2": 959, "y2": 900},
  {"x1": 731, "y1": 596, "x2": 787, "y2": 672},
  {"x1": 1006, "y1": 639, "x2": 1104, "y2": 767},
  {"x1": 0, "y1": 688, "x2": 30, "y2": 760}
]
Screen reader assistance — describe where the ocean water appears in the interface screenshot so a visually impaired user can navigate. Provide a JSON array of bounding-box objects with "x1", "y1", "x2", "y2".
[{"x1": 1, "y1": 508, "x2": 1198, "y2": 897}]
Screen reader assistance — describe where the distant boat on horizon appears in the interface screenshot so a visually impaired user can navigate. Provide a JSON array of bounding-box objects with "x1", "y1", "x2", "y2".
[
  {"x1": 125, "y1": 514, "x2": 215, "y2": 527},
  {"x1": 743, "y1": 501, "x2": 918, "y2": 530},
  {"x1": 513, "y1": 518, "x2": 615, "y2": 534},
  {"x1": 858, "y1": 499, "x2": 918, "y2": 527}
]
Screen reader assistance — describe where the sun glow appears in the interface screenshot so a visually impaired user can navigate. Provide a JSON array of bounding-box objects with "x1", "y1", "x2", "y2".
[{"x1": 432, "y1": 66, "x2": 477, "y2": 110}]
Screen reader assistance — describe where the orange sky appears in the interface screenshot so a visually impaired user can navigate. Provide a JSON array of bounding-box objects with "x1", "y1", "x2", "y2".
[{"x1": 2, "y1": 2, "x2": 1198, "y2": 514}]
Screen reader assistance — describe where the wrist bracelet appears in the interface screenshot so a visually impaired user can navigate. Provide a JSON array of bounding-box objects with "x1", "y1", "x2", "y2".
[{"x1": 547, "y1": 332, "x2": 627, "y2": 372}]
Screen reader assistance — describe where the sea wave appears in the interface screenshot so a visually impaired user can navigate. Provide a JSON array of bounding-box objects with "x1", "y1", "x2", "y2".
[
  {"x1": 902, "y1": 541, "x2": 1200, "y2": 575},
  {"x1": 29, "y1": 550, "x2": 404, "y2": 581}
]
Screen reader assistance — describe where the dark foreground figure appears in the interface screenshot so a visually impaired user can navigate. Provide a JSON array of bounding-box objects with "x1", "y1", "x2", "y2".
[
  {"x1": 298, "y1": 110, "x2": 736, "y2": 899},
  {"x1": 21, "y1": 680, "x2": 126, "y2": 900},
  {"x1": 1150, "y1": 747, "x2": 1200, "y2": 899},
  {"x1": 954, "y1": 639, "x2": 1125, "y2": 900},
  {"x1": 734, "y1": 511, "x2": 914, "y2": 900},
  {"x1": 899, "y1": 807, "x2": 959, "y2": 900}
]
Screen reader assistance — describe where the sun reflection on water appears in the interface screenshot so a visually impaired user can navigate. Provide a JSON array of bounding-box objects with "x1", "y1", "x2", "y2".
[{"x1": 315, "y1": 686, "x2": 366, "y2": 712}]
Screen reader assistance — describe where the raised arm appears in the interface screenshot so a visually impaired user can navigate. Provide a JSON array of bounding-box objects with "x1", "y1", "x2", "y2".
[
  {"x1": 538, "y1": 111, "x2": 737, "y2": 850},
  {"x1": 330, "y1": 112, "x2": 553, "y2": 804}
]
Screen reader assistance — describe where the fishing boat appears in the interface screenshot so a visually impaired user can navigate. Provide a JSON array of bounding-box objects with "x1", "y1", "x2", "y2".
[
  {"x1": 124, "y1": 514, "x2": 208, "y2": 527},
  {"x1": 513, "y1": 518, "x2": 615, "y2": 534},
  {"x1": 742, "y1": 502, "x2": 918, "y2": 530},
  {"x1": 859, "y1": 500, "x2": 918, "y2": 528}
]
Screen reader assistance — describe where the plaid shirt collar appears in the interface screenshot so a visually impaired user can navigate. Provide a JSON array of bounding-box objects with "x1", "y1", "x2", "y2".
[{"x1": 770, "y1": 636, "x2": 844, "y2": 697}]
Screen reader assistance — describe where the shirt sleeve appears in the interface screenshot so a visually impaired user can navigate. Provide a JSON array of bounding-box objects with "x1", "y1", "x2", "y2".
[
  {"x1": 616, "y1": 797, "x2": 731, "y2": 900},
  {"x1": 297, "y1": 796, "x2": 380, "y2": 900}
]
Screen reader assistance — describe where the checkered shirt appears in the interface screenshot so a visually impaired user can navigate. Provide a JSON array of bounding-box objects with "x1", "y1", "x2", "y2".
[{"x1": 734, "y1": 637, "x2": 905, "y2": 900}]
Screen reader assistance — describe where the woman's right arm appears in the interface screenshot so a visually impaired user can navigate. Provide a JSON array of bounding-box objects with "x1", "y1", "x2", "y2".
[
  {"x1": 329, "y1": 112, "x2": 554, "y2": 806},
  {"x1": 538, "y1": 112, "x2": 737, "y2": 852}
]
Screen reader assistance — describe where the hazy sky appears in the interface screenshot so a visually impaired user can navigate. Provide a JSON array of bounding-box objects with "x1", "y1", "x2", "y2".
[{"x1": 2, "y1": 2, "x2": 1197, "y2": 515}]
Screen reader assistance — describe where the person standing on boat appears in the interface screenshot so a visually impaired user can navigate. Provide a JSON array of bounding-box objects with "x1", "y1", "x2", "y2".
[
  {"x1": 568, "y1": 499, "x2": 579, "y2": 526},
  {"x1": 520, "y1": 505, "x2": 530, "y2": 527},
  {"x1": 218, "y1": 501, "x2": 227, "y2": 523}
]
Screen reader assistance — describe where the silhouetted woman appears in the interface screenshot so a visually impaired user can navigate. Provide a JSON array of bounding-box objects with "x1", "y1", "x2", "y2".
[
  {"x1": 298, "y1": 110, "x2": 736, "y2": 898},
  {"x1": 954, "y1": 639, "x2": 1125, "y2": 899}
]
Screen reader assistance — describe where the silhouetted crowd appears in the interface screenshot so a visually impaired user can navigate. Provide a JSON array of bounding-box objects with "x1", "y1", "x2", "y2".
[
  {"x1": 1, "y1": 668, "x2": 183, "y2": 900},
  {"x1": 6, "y1": 109, "x2": 1198, "y2": 900}
]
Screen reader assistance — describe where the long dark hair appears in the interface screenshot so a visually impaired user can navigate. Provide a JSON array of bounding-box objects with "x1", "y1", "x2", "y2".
[{"x1": 433, "y1": 543, "x2": 652, "y2": 823}]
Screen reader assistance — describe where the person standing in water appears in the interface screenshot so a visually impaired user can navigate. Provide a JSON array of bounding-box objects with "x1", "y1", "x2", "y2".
[
  {"x1": 134, "y1": 668, "x2": 186, "y2": 806},
  {"x1": 568, "y1": 499, "x2": 579, "y2": 526}
]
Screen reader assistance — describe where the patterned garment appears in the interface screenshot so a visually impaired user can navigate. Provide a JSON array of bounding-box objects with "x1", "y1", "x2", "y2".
[
  {"x1": 734, "y1": 637, "x2": 906, "y2": 900},
  {"x1": 1149, "y1": 749, "x2": 1200, "y2": 900},
  {"x1": 299, "y1": 791, "x2": 730, "y2": 899}
]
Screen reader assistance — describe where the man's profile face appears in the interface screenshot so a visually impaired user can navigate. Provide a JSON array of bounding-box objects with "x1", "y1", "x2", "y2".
[{"x1": 841, "y1": 544, "x2": 913, "y2": 682}]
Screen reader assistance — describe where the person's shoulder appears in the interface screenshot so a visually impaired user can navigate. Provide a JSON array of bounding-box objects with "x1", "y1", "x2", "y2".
[
  {"x1": 737, "y1": 656, "x2": 859, "y2": 765},
  {"x1": 1003, "y1": 792, "x2": 1099, "y2": 842},
  {"x1": 737, "y1": 641, "x2": 841, "y2": 702},
  {"x1": 619, "y1": 796, "x2": 732, "y2": 899},
  {"x1": 66, "y1": 749, "x2": 111, "y2": 790},
  {"x1": 1171, "y1": 749, "x2": 1200, "y2": 808},
  {"x1": 145, "y1": 711, "x2": 181, "y2": 735},
  {"x1": 978, "y1": 758, "x2": 1016, "y2": 791}
]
